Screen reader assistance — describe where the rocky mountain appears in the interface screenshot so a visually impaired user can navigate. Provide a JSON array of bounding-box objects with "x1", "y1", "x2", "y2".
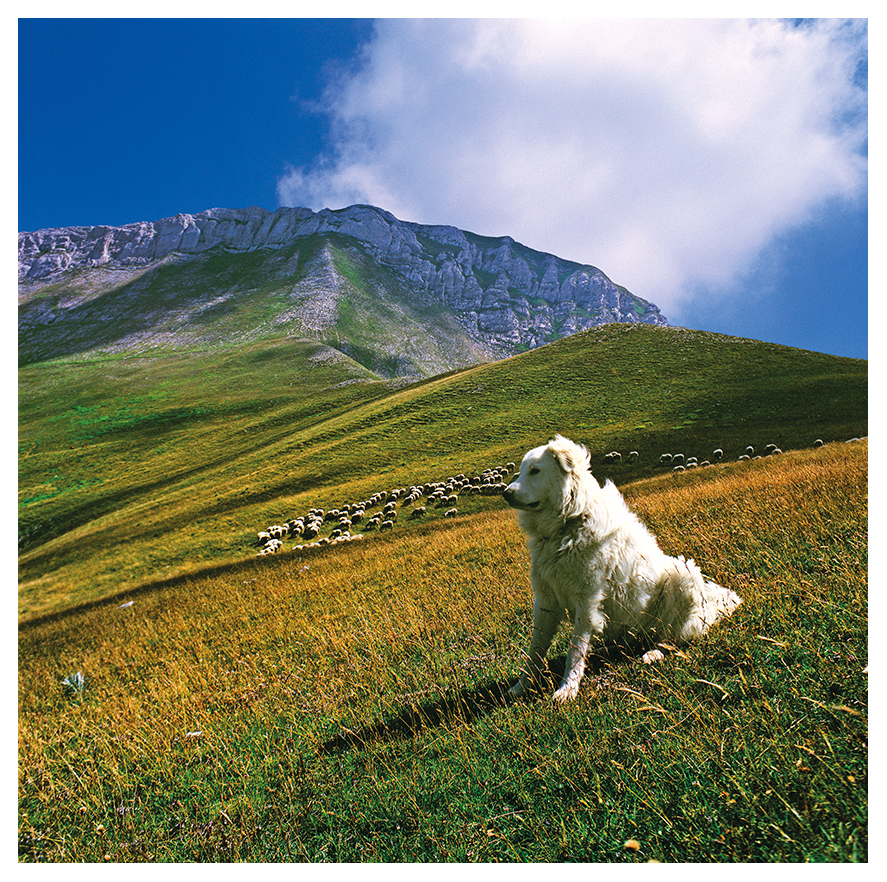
[{"x1": 18, "y1": 204, "x2": 667, "y2": 376}]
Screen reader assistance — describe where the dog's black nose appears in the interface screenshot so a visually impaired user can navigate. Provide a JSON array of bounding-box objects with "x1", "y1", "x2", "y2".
[{"x1": 502, "y1": 486, "x2": 517, "y2": 505}]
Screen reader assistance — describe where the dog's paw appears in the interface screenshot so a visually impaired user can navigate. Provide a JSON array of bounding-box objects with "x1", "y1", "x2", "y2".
[
  {"x1": 641, "y1": 648, "x2": 665, "y2": 664},
  {"x1": 552, "y1": 682, "x2": 580, "y2": 702}
]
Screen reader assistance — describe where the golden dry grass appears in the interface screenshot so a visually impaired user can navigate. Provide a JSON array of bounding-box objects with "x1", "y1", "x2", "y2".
[{"x1": 19, "y1": 441, "x2": 867, "y2": 861}]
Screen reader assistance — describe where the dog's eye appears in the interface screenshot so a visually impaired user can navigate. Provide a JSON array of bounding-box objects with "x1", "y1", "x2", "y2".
[{"x1": 529, "y1": 467, "x2": 540, "y2": 476}]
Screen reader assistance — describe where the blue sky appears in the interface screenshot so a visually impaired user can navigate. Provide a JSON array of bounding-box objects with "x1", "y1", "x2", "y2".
[{"x1": 18, "y1": 16, "x2": 868, "y2": 359}]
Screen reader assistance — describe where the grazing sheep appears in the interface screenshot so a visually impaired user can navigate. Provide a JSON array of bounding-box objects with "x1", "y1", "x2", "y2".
[
  {"x1": 745, "y1": 446, "x2": 755, "y2": 456},
  {"x1": 380, "y1": 520, "x2": 394, "y2": 531},
  {"x1": 256, "y1": 530, "x2": 271, "y2": 546},
  {"x1": 672, "y1": 454, "x2": 684, "y2": 465},
  {"x1": 814, "y1": 439, "x2": 824, "y2": 448},
  {"x1": 659, "y1": 453, "x2": 673, "y2": 465},
  {"x1": 712, "y1": 448, "x2": 724, "y2": 461},
  {"x1": 444, "y1": 508, "x2": 458, "y2": 518},
  {"x1": 409, "y1": 507, "x2": 427, "y2": 520},
  {"x1": 738, "y1": 454, "x2": 750, "y2": 461},
  {"x1": 673, "y1": 464, "x2": 685, "y2": 472},
  {"x1": 603, "y1": 451, "x2": 622, "y2": 463},
  {"x1": 628, "y1": 451, "x2": 639, "y2": 461},
  {"x1": 257, "y1": 538, "x2": 284, "y2": 556}
]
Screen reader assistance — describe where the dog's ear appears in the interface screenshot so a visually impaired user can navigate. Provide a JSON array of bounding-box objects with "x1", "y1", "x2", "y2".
[{"x1": 549, "y1": 435, "x2": 583, "y2": 473}]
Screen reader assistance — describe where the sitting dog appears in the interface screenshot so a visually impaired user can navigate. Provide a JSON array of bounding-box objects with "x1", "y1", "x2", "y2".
[{"x1": 503, "y1": 435, "x2": 741, "y2": 702}]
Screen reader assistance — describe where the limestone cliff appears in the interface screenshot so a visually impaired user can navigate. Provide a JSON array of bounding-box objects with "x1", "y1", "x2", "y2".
[{"x1": 19, "y1": 204, "x2": 667, "y2": 375}]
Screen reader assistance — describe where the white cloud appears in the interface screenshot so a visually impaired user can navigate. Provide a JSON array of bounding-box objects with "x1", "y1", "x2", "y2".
[{"x1": 276, "y1": 18, "x2": 867, "y2": 320}]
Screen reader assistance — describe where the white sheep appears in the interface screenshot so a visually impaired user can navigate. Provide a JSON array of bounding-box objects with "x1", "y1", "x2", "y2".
[{"x1": 257, "y1": 538, "x2": 284, "y2": 556}]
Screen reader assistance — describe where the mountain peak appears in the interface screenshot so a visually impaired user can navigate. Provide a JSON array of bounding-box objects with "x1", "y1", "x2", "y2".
[{"x1": 18, "y1": 204, "x2": 667, "y2": 375}]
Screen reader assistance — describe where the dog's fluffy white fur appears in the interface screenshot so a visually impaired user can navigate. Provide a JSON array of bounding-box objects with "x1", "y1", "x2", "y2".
[{"x1": 504, "y1": 435, "x2": 741, "y2": 702}]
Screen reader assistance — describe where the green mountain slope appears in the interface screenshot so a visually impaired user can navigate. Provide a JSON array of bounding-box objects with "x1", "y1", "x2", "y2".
[
  {"x1": 18, "y1": 234, "x2": 492, "y2": 377},
  {"x1": 18, "y1": 323, "x2": 866, "y2": 620}
]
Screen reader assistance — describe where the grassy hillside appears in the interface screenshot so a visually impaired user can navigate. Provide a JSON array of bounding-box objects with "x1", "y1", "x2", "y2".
[
  {"x1": 18, "y1": 441, "x2": 867, "y2": 861},
  {"x1": 18, "y1": 323, "x2": 866, "y2": 621},
  {"x1": 18, "y1": 234, "x2": 494, "y2": 376}
]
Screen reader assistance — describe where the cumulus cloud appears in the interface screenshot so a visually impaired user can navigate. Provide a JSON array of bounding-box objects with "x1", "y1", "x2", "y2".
[{"x1": 277, "y1": 18, "x2": 867, "y2": 320}]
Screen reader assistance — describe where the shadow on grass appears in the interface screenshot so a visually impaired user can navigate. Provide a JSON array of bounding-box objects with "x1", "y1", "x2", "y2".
[
  {"x1": 320, "y1": 679, "x2": 515, "y2": 755},
  {"x1": 319, "y1": 647, "x2": 639, "y2": 755}
]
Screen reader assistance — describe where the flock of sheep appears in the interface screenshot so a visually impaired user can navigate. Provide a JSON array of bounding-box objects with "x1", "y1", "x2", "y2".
[
  {"x1": 599, "y1": 443, "x2": 773, "y2": 472},
  {"x1": 253, "y1": 436, "x2": 861, "y2": 557},
  {"x1": 254, "y1": 462, "x2": 515, "y2": 556},
  {"x1": 654, "y1": 444, "x2": 782, "y2": 472},
  {"x1": 605, "y1": 437, "x2": 863, "y2": 473}
]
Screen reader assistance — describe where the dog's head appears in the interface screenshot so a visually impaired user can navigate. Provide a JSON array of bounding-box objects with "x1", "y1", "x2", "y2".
[{"x1": 503, "y1": 435, "x2": 592, "y2": 519}]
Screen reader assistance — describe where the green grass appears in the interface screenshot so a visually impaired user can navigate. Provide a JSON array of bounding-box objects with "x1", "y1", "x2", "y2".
[
  {"x1": 18, "y1": 323, "x2": 866, "y2": 621},
  {"x1": 17, "y1": 322, "x2": 868, "y2": 861},
  {"x1": 18, "y1": 442, "x2": 867, "y2": 861}
]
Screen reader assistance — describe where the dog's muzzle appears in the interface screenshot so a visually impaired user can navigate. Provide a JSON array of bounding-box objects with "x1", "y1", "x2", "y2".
[{"x1": 503, "y1": 486, "x2": 539, "y2": 510}]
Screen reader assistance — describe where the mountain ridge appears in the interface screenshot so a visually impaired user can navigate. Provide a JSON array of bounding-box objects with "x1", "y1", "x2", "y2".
[{"x1": 19, "y1": 204, "x2": 667, "y2": 376}]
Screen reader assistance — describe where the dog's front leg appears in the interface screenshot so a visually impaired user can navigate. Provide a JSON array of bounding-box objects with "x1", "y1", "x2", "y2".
[
  {"x1": 552, "y1": 605, "x2": 604, "y2": 702},
  {"x1": 509, "y1": 594, "x2": 561, "y2": 698}
]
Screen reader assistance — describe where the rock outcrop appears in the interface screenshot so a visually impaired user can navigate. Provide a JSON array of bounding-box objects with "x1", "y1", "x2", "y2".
[{"x1": 19, "y1": 204, "x2": 666, "y2": 374}]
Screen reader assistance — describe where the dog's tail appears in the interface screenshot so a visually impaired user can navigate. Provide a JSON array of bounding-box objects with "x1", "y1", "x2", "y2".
[{"x1": 662, "y1": 556, "x2": 742, "y2": 642}]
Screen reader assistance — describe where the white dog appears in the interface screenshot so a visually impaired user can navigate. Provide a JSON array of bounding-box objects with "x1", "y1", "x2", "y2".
[{"x1": 503, "y1": 435, "x2": 741, "y2": 702}]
